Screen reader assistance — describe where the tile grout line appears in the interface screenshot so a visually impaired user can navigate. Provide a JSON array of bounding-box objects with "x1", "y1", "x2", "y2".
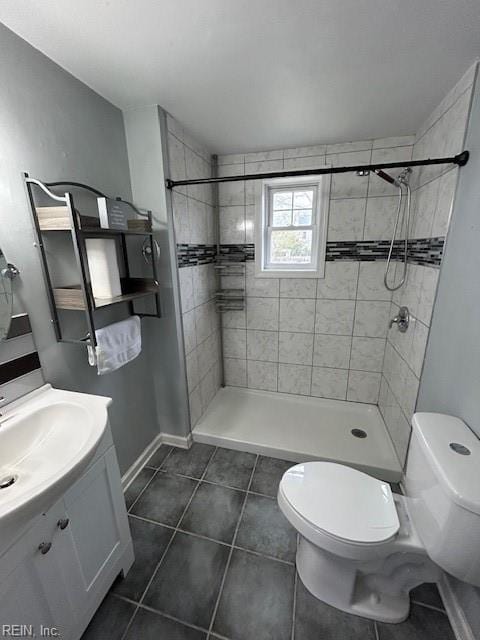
[
  {"x1": 350, "y1": 150, "x2": 371, "y2": 403},
  {"x1": 206, "y1": 454, "x2": 259, "y2": 639},
  {"x1": 126, "y1": 468, "x2": 158, "y2": 514},
  {"x1": 126, "y1": 510, "x2": 295, "y2": 564},
  {"x1": 126, "y1": 512, "x2": 295, "y2": 566},
  {"x1": 114, "y1": 593, "x2": 213, "y2": 636},
  {"x1": 147, "y1": 446, "x2": 219, "y2": 574},
  {"x1": 276, "y1": 296, "x2": 280, "y2": 392},
  {"x1": 119, "y1": 508, "x2": 182, "y2": 639},
  {"x1": 346, "y1": 261, "x2": 361, "y2": 401},
  {"x1": 411, "y1": 599, "x2": 447, "y2": 614},
  {"x1": 311, "y1": 292, "x2": 318, "y2": 393},
  {"x1": 129, "y1": 445, "x2": 175, "y2": 510},
  {"x1": 120, "y1": 446, "x2": 219, "y2": 640}
]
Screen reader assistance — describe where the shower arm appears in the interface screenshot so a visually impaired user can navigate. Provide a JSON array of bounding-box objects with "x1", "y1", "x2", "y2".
[{"x1": 374, "y1": 169, "x2": 398, "y2": 186}]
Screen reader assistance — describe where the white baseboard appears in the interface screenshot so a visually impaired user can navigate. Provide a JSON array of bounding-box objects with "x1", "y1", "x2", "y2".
[
  {"x1": 121, "y1": 431, "x2": 192, "y2": 490},
  {"x1": 121, "y1": 433, "x2": 163, "y2": 490},
  {"x1": 439, "y1": 574, "x2": 475, "y2": 640}
]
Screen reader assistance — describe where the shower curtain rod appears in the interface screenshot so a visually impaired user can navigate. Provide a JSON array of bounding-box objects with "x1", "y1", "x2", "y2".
[{"x1": 165, "y1": 150, "x2": 469, "y2": 189}]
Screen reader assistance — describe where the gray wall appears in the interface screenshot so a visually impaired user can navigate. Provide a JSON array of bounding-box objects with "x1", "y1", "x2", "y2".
[
  {"x1": 0, "y1": 24, "x2": 159, "y2": 473},
  {"x1": 417, "y1": 65, "x2": 480, "y2": 637}
]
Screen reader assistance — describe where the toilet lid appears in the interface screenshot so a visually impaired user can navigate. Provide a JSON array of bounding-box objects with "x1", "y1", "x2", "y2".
[{"x1": 280, "y1": 462, "x2": 400, "y2": 544}]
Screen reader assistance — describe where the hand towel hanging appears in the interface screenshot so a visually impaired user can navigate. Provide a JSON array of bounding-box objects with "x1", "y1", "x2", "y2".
[{"x1": 87, "y1": 316, "x2": 141, "y2": 375}]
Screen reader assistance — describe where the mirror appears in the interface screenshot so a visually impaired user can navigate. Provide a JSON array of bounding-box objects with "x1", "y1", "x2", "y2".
[{"x1": 0, "y1": 249, "x2": 14, "y2": 340}]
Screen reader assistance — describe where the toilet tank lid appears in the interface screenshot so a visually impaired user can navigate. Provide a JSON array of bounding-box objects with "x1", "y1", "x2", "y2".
[{"x1": 412, "y1": 413, "x2": 480, "y2": 515}]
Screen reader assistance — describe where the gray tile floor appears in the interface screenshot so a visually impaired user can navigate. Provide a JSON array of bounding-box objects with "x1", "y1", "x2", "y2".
[{"x1": 82, "y1": 444, "x2": 455, "y2": 640}]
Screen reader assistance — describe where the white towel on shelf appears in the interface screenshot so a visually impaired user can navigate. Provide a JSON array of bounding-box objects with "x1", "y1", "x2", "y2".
[{"x1": 87, "y1": 316, "x2": 141, "y2": 375}]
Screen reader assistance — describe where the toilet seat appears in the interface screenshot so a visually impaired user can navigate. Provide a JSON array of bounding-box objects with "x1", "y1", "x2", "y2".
[{"x1": 278, "y1": 462, "x2": 400, "y2": 560}]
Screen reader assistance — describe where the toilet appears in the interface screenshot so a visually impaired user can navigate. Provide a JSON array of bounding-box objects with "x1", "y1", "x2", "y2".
[{"x1": 278, "y1": 412, "x2": 480, "y2": 623}]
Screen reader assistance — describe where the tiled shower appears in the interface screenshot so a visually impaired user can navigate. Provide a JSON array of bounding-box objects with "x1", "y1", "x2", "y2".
[{"x1": 169, "y1": 63, "x2": 477, "y2": 467}]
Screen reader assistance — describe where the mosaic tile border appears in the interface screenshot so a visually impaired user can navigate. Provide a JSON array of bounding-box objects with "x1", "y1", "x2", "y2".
[
  {"x1": 177, "y1": 243, "x2": 216, "y2": 267},
  {"x1": 326, "y1": 237, "x2": 444, "y2": 265},
  {"x1": 177, "y1": 238, "x2": 445, "y2": 268},
  {"x1": 406, "y1": 237, "x2": 444, "y2": 266},
  {"x1": 219, "y1": 244, "x2": 255, "y2": 262}
]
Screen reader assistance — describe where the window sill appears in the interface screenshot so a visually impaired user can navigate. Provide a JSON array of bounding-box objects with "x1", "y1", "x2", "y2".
[{"x1": 254, "y1": 267, "x2": 324, "y2": 279}]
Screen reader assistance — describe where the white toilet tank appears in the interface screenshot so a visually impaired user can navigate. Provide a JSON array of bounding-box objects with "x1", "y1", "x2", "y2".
[{"x1": 404, "y1": 413, "x2": 480, "y2": 586}]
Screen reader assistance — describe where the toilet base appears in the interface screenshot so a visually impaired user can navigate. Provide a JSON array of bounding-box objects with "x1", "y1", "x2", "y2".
[{"x1": 296, "y1": 535, "x2": 439, "y2": 624}]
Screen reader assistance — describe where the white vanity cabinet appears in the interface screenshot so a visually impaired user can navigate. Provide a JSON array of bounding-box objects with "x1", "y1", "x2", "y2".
[{"x1": 0, "y1": 428, "x2": 134, "y2": 639}]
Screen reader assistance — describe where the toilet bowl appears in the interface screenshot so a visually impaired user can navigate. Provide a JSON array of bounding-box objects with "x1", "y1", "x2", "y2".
[{"x1": 278, "y1": 413, "x2": 480, "y2": 623}]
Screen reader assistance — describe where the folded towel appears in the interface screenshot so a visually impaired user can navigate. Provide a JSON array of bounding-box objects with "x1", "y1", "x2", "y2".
[{"x1": 88, "y1": 316, "x2": 141, "y2": 375}]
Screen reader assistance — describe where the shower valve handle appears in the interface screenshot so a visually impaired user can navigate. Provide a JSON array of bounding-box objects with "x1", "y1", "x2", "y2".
[{"x1": 389, "y1": 306, "x2": 409, "y2": 333}]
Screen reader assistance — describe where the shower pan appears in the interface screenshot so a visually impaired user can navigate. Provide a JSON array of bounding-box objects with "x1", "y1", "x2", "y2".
[{"x1": 193, "y1": 387, "x2": 402, "y2": 482}]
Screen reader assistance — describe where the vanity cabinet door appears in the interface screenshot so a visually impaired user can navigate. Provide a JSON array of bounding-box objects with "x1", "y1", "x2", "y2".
[
  {"x1": 58, "y1": 446, "x2": 131, "y2": 614},
  {"x1": 0, "y1": 445, "x2": 132, "y2": 639},
  {"x1": 0, "y1": 512, "x2": 73, "y2": 637}
]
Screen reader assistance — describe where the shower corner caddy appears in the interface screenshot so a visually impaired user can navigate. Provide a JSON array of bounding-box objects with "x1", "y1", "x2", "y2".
[
  {"x1": 23, "y1": 173, "x2": 161, "y2": 349},
  {"x1": 214, "y1": 250, "x2": 246, "y2": 313}
]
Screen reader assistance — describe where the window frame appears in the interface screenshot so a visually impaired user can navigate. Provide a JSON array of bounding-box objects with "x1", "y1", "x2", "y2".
[{"x1": 255, "y1": 174, "x2": 330, "y2": 278}]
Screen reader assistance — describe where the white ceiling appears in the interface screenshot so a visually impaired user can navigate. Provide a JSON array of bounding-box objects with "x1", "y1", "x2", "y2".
[{"x1": 1, "y1": 1, "x2": 480, "y2": 153}]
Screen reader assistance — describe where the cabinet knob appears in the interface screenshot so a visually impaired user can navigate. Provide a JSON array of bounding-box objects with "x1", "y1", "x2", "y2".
[
  {"x1": 57, "y1": 518, "x2": 70, "y2": 530},
  {"x1": 38, "y1": 542, "x2": 52, "y2": 555}
]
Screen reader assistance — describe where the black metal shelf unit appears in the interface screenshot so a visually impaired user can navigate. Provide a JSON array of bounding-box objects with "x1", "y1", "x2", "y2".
[{"x1": 24, "y1": 174, "x2": 161, "y2": 349}]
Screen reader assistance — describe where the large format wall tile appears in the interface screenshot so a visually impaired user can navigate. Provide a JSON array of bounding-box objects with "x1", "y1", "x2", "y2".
[
  {"x1": 316, "y1": 262, "x2": 359, "y2": 299},
  {"x1": 278, "y1": 363, "x2": 312, "y2": 395},
  {"x1": 247, "y1": 360, "x2": 278, "y2": 392},
  {"x1": 327, "y1": 199, "x2": 366, "y2": 241},
  {"x1": 167, "y1": 117, "x2": 221, "y2": 428},
  {"x1": 315, "y1": 300, "x2": 355, "y2": 335},
  {"x1": 215, "y1": 132, "x2": 444, "y2": 418},
  {"x1": 354, "y1": 301, "x2": 391, "y2": 338},
  {"x1": 246, "y1": 298, "x2": 280, "y2": 331},
  {"x1": 279, "y1": 299, "x2": 316, "y2": 333},
  {"x1": 313, "y1": 334, "x2": 352, "y2": 369},
  {"x1": 330, "y1": 150, "x2": 371, "y2": 198},
  {"x1": 347, "y1": 370, "x2": 381, "y2": 404},
  {"x1": 378, "y1": 71, "x2": 472, "y2": 467},
  {"x1": 223, "y1": 328, "x2": 247, "y2": 359},
  {"x1": 350, "y1": 337, "x2": 386, "y2": 372},
  {"x1": 311, "y1": 367, "x2": 348, "y2": 400},
  {"x1": 363, "y1": 195, "x2": 398, "y2": 241},
  {"x1": 279, "y1": 278, "x2": 317, "y2": 299},
  {"x1": 246, "y1": 330, "x2": 279, "y2": 362},
  {"x1": 279, "y1": 332, "x2": 314, "y2": 365},
  {"x1": 357, "y1": 262, "x2": 392, "y2": 302},
  {"x1": 224, "y1": 358, "x2": 247, "y2": 387}
]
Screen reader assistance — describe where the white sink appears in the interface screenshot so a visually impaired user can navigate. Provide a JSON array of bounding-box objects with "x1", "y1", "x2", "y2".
[{"x1": 0, "y1": 385, "x2": 111, "y2": 543}]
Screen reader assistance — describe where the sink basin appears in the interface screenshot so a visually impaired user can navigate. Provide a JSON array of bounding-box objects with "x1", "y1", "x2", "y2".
[{"x1": 0, "y1": 385, "x2": 111, "y2": 544}]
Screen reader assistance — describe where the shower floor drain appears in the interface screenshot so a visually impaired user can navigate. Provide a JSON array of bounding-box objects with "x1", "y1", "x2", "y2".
[{"x1": 351, "y1": 428, "x2": 367, "y2": 439}]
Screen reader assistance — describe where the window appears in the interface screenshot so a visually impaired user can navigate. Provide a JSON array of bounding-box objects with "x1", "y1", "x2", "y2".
[{"x1": 255, "y1": 175, "x2": 329, "y2": 277}]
